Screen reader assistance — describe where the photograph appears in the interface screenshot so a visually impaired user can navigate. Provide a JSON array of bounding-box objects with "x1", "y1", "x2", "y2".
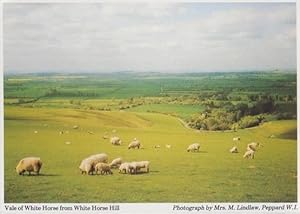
[{"x1": 2, "y1": 0, "x2": 297, "y2": 207}]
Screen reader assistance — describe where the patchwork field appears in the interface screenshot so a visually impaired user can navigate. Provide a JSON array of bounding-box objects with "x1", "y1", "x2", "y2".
[{"x1": 4, "y1": 106, "x2": 297, "y2": 202}]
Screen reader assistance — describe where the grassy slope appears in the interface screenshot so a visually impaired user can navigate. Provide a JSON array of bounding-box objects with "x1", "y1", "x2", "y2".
[{"x1": 4, "y1": 106, "x2": 297, "y2": 202}]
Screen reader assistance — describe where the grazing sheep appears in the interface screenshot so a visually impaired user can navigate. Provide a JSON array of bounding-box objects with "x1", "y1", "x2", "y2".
[
  {"x1": 187, "y1": 143, "x2": 200, "y2": 152},
  {"x1": 79, "y1": 159, "x2": 94, "y2": 175},
  {"x1": 243, "y1": 150, "x2": 255, "y2": 159},
  {"x1": 247, "y1": 142, "x2": 261, "y2": 151},
  {"x1": 103, "y1": 135, "x2": 109, "y2": 139},
  {"x1": 59, "y1": 131, "x2": 64, "y2": 135},
  {"x1": 79, "y1": 153, "x2": 108, "y2": 175},
  {"x1": 154, "y1": 145, "x2": 161, "y2": 148},
  {"x1": 128, "y1": 161, "x2": 150, "y2": 174},
  {"x1": 119, "y1": 162, "x2": 130, "y2": 174},
  {"x1": 73, "y1": 125, "x2": 79, "y2": 129},
  {"x1": 16, "y1": 157, "x2": 42, "y2": 175},
  {"x1": 65, "y1": 141, "x2": 71, "y2": 145},
  {"x1": 87, "y1": 131, "x2": 94, "y2": 135},
  {"x1": 229, "y1": 146, "x2": 238, "y2": 153},
  {"x1": 233, "y1": 137, "x2": 240, "y2": 141},
  {"x1": 165, "y1": 144, "x2": 171, "y2": 149},
  {"x1": 110, "y1": 157, "x2": 123, "y2": 168},
  {"x1": 34, "y1": 130, "x2": 38, "y2": 134},
  {"x1": 110, "y1": 136, "x2": 122, "y2": 146},
  {"x1": 95, "y1": 163, "x2": 113, "y2": 175},
  {"x1": 128, "y1": 138, "x2": 140, "y2": 149}
]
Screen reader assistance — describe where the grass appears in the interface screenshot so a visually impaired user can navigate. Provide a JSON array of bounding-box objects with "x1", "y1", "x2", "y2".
[
  {"x1": 4, "y1": 106, "x2": 297, "y2": 202},
  {"x1": 126, "y1": 103, "x2": 204, "y2": 119}
]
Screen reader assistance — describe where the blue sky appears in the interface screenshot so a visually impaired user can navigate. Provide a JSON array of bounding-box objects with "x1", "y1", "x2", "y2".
[{"x1": 3, "y1": 3, "x2": 296, "y2": 73}]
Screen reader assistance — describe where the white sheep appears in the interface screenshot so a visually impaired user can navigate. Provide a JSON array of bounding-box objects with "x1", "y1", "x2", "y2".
[
  {"x1": 247, "y1": 142, "x2": 261, "y2": 152},
  {"x1": 154, "y1": 145, "x2": 161, "y2": 149},
  {"x1": 119, "y1": 162, "x2": 130, "y2": 174},
  {"x1": 34, "y1": 130, "x2": 38, "y2": 134},
  {"x1": 73, "y1": 125, "x2": 79, "y2": 129},
  {"x1": 110, "y1": 136, "x2": 122, "y2": 146},
  {"x1": 187, "y1": 143, "x2": 200, "y2": 152},
  {"x1": 229, "y1": 146, "x2": 238, "y2": 153},
  {"x1": 128, "y1": 138, "x2": 140, "y2": 149},
  {"x1": 243, "y1": 150, "x2": 255, "y2": 159},
  {"x1": 128, "y1": 161, "x2": 150, "y2": 174},
  {"x1": 165, "y1": 144, "x2": 171, "y2": 149},
  {"x1": 95, "y1": 163, "x2": 113, "y2": 175},
  {"x1": 79, "y1": 153, "x2": 108, "y2": 175},
  {"x1": 233, "y1": 137, "x2": 240, "y2": 141},
  {"x1": 16, "y1": 157, "x2": 42, "y2": 175},
  {"x1": 110, "y1": 157, "x2": 123, "y2": 168}
]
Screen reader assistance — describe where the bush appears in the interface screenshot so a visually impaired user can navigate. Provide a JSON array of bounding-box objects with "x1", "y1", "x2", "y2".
[{"x1": 238, "y1": 116, "x2": 261, "y2": 129}]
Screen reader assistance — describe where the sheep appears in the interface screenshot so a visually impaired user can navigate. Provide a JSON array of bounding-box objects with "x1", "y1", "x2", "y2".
[
  {"x1": 79, "y1": 153, "x2": 108, "y2": 175},
  {"x1": 73, "y1": 125, "x2": 79, "y2": 129},
  {"x1": 243, "y1": 150, "x2": 255, "y2": 159},
  {"x1": 34, "y1": 130, "x2": 38, "y2": 134},
  {"x1": 187, "y1": 143, "x2": 200, "y2": 152},
  {"x1": 16, "y1": 157, "x2": 42, "y2": 175},
  {"x1": 247, "y1": 142, "x2": 261, "y2": 152},
  {"x1": 165, "y1": 144, "x2": 171, "y2": 149},
  {"x1": 110, "y1": 136, "x2": 122, "y2": 146},
  {"x1": 110, "y1": 157, "x2": 123, "y2": 168},
  {"x1": 128, "y1": 161, "x2": 150, "y2": 174},
  {"x1": 119, "y1": 162, "x2": 130, "y2": 174},
  {"x1": 233, "y1": 137, "x2": 240, "y2": 141},
  {"x1": 103, "y1": 135, "x2": 109, "y2": 139},
  {"x1": 59, "y1": 131, "x2": 64, "y2": 135},
  {"x1": 229, "y1": 146, "x2": 238, "y2": 153},
  {"x1": 87, "y1": 131, "x2": 94, "y2": 135},
  {"x1": 65, "y1": 141, "x2": 71, "y2": 145},
  {"x1": 128, "y1": 138, "x2": 140, "y2": 149},
  {"x1": 95, "y1": 163, "x2": 113, "y2": 175},
  {"x1": 154, "y1": 145, "x2": 160, "y2": 149}
]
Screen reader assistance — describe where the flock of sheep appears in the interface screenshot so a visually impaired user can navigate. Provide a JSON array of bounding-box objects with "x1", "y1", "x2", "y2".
[
  {"x1": 15, "y1": 127, "x2": 261, "y2": 176},
  {"x1": 229, "y1": 137, "x2": 262, "y2": 159}
]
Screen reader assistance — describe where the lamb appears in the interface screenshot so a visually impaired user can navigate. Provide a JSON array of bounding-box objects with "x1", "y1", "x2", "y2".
[
  {"x1": 110, "y1": 136, "x2": 122, "y2": 146},
  {"x1": 110, "y1": 157, "x2": 122, "y2": 168},
  {"x1": 233, "y1": 137, "x2": 240, "y2": 141},
  {"x1": 128, "y1": 138, "x2": 140, "y2": 149},
  {"x1": 16, "y1": 157, "x2": 42, "y2": 175},
  {"x1": 95, "y1": 163, "x2": 113, "y2": 175},
  {"x1": 229, "y1": 146, "x2": 238, "y2": 153},
  {"x1": 243, "y1": 150, "x2": 255, "y2": 159},
  {"x1": 247, "y1": 142, "x2": 261, "y2": 151},
  {"x1": 187, "y1": 143, "x2": 200, "y2": 152},
  {"x1": 79, "y1": 153, "x2": 108, "y2": 175}
]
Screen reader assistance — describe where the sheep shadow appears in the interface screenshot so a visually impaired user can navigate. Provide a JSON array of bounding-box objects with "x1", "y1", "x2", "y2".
[
  {"x1": 129, "y1": 171, "x2": 155, "y2": 175},
  {"x1": 18, "y1": 173, "x2": 60, "y2": 177}
]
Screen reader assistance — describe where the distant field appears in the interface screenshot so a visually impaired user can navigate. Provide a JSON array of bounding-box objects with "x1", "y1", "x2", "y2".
[
  {"x1": 4, "y1": 106, "x2": 297, "y2": 202},
  {"x1": 126, "y1": 104, "x2": 204, "y2": 119}
]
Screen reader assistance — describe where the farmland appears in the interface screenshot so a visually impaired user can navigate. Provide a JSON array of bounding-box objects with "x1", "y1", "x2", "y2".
[{"x1": 4, "y1": 71, "x2": 297, "y2": 202}]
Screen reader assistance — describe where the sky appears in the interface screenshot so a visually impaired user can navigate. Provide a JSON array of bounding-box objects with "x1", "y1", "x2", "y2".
[{"x1": 3, "y1": 3, "x2": 296, "y2": 73}]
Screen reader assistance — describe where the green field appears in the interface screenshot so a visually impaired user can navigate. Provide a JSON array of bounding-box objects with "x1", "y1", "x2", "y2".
[
  {"x1": 4, "y1": 71, "x2": 297, "y2": 202},
  {"x1": 4, "y1": 106, "x2": 297, "y2": 202}
]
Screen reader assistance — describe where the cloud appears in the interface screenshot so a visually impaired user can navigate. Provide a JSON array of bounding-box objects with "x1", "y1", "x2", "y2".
[{"x1": 3, "y1": 3, "x2": 296, "y2": 73}]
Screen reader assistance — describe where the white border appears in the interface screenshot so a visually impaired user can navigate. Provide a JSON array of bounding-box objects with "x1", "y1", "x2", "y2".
[{"x1": 0, "y1": 1, "x2": 298, "y2": 213}]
